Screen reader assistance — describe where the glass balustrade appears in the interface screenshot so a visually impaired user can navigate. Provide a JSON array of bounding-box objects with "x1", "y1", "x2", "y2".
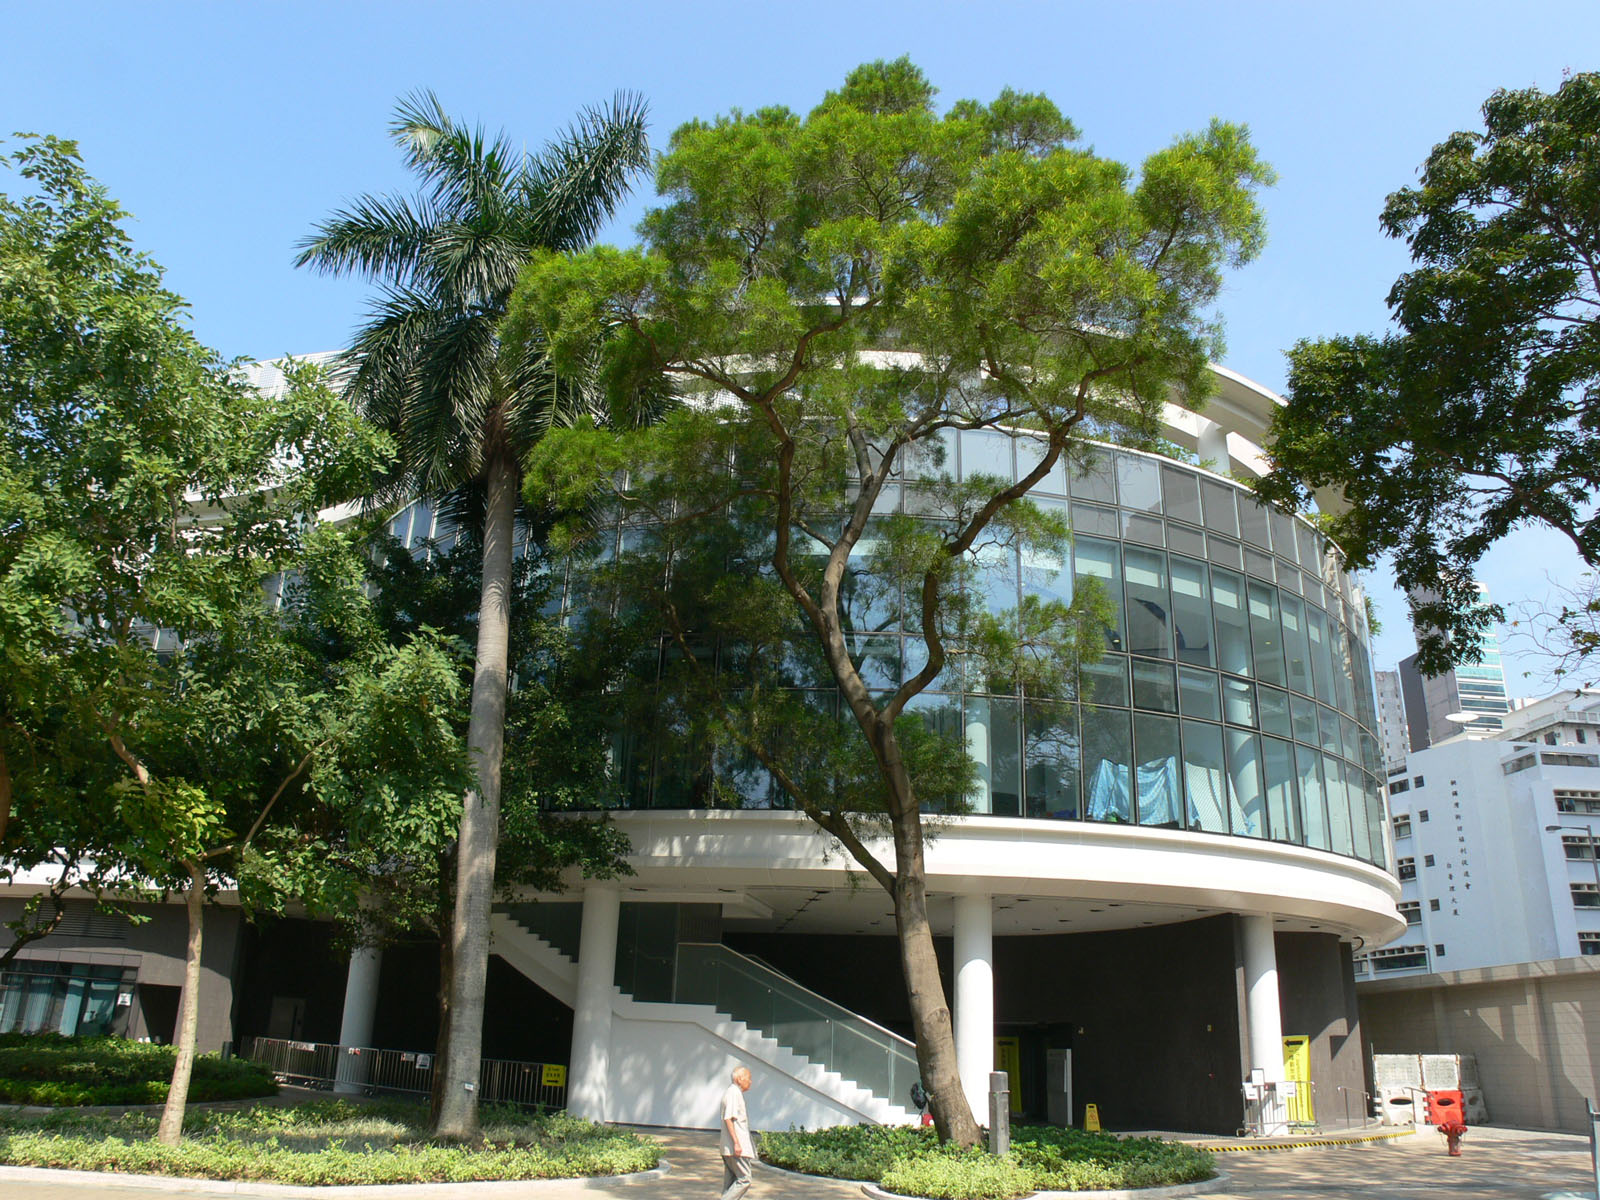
[{"x1": 675, "y1": 942, "x2": 918, "y2": 1106}]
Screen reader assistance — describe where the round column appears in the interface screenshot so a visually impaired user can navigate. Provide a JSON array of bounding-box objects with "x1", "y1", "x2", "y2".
[
  {"x1": 953, "y1": 893, "x2": 995, "y2": 1121},
  {"x1": 567, "y1": 885, "x2": 620, "y2": 1121},
  {"x1": 1197, "y1": 420, "x2": 1231, "y2": 473},
  {"x1": 334, "y1": 944, "x2": 383, "y2": 1094},
  {"x1": 1240, "y1": 914, "x2": 1285, "y2": 1082}
]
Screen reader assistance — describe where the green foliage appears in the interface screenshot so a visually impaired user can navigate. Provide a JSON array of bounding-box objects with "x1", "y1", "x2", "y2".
[
  {"x1": 761, "y1": 1123, "x2": 1215, "y2": 1196},
  {"x1": 1259, "y1": 72, "x2": 1600, "y2": 674},
  {"x1": 0, "y1": 1100, "x2": 660, "y2": 1184},
  {"x1": 0, "y1": 1035, "x2": 275, "y2": 1105}
]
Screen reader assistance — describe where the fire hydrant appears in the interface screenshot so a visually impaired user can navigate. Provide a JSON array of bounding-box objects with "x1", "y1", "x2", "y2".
[{"x1": 1437, "y1": 1119, "x2": 1467, "y2": 1156}]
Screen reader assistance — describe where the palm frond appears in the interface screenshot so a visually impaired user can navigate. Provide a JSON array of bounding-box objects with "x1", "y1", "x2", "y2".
[
  {"x1": 424, "y1": 220, "x2": 527, "y2": 313},
  {"x1": 524, "y1": 91, "x2": 651, "y2": 251},
  {"x1": 402, "y1": 311, "x2": 499, "y2": 494},
  {"x1": 293, "y1": 192, "x2": 439, "y2": 283},
  {"x1": 391, "y1": 89, "x2": 517, "y2": 223}
]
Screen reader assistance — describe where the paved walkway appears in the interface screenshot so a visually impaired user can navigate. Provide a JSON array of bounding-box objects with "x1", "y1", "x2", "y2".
[{"x1": 2, "y1": 1124, "x2": 1597, "y2": 1200}]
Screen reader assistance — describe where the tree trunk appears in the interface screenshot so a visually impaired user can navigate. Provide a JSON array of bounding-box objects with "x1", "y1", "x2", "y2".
[
  {"x1": 432, "y1": 452, "x2": 517, "y2": 1141},
  {"x1": 889, "y1": 802, "x2": 982, "y2": 1147},
  {"x1": 157, "y1": 859, "x2": 206, "y2": 1146},
  {"x1": 429, "y1": 888, "x2": 454, "y2": 1127}
]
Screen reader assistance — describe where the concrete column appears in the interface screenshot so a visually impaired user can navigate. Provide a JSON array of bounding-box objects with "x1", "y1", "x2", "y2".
[
  {"x1": 334, "y1": 943, "x2": 383, "y2": 1094},
  {"x1": 953, "y1": 894, "x2": 995, "y2": 1121},
  {"x1": 567, "y1": 885, "x2": 620, "y2": 1121},
  {"x1": 1197, "y1": 420, "x2": 1231, "y2": 474},
  {"x1": 1240, "y1": 915, "x2": 1285, "y2": 1082}
]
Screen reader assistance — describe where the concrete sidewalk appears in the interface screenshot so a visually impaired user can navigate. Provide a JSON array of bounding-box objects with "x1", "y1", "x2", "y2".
[{"x1": 2, "y1": 1124, "x2": 1596, "y2": 1200}]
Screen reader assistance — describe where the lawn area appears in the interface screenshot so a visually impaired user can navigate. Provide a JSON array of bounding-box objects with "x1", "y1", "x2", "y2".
[
  {"x1": 0, "y1": 1033, "x2": 276, "y2": 1106},
  {"x1": 0, "y1": 1099, "x2": 662, "y2": 1185},
  {"x1": 760, "y1": 1124, "x2": 1216, "y2": 1197}
]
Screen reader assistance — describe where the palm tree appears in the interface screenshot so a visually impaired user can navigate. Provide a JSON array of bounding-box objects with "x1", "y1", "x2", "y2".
[{"x1": 296, "y1": 90, "x2": 648, "y2": 1139}]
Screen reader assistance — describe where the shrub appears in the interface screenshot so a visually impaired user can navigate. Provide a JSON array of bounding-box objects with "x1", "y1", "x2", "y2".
[
  {"x1": 881, "y1": 1150, "x2": 1034, "y2": 1200},
  {"x1": 0, "y1": 1100, "x2": 661, "y2": 1184},
  {"x1": 0, "y1": 1034, "x2": 275, "y2": 1105},
  {"x1": 761, "y1": 1123, "x2": 1215, "y2": 1196}
]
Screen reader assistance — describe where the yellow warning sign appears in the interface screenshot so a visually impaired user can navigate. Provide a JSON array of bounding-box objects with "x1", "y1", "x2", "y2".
[
  {"x1": 1084, "y1": 1103, "x2": 1100, "y2": 1133},
  {"x1": 542, "y1": 1063, "x2": 567, "y2": 1087}
]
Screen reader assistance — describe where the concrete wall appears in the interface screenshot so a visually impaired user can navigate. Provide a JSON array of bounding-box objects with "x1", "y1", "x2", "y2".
[
  {"x1": 1360, "y1": 955, "x2": 1600, "y2": 1132},
  {"x1": 0, "y1": 898, "x2": 242, "y2": 1052},
  {"x1": 1276, "y1": 933, "x2": 1367, "y2": 1126}
]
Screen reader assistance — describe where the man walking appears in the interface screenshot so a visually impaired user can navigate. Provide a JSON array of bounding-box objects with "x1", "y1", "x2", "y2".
[{"x1": 720, "y1": 1064, "x2": 754, "y2": 1200}]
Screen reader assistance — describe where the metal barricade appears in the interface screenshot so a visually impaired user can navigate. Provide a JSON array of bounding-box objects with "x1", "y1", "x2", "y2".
[{"x1": 242, "y1": 1037, "x2": 567, "y2": 1110}]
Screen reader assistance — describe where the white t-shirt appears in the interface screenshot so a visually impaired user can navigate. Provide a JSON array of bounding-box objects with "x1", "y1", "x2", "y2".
[{"x1": 720, "y1": 1082, "x2": 752, "y2": 1157}]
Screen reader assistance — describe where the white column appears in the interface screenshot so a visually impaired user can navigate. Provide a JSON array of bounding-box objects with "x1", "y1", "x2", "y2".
[
  {"x1": 1240, "y1": 915, "x2": 1284, "y2": 1081},
  {"x1": 1197, "y1": 419, "x2": 1231, "y2": 474},
  {"x1": 334, "y1": 943, "x2": 383, "y2": 1094},
  {"x1": 567, "y1": 885, "x2": 620, "y2": 1121},
  {"x1": 966, "y1": 698, "x2": 993, "y2": 815},
  {"x1": 953, "y1": 894, "x2": 995, "y2": 1121}
]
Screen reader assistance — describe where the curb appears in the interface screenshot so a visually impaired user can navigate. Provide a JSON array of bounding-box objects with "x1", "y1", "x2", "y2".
[
  {"x1": 1186, "y1": 1128, "x2": 1417, "y2": 1153},
  {"x1": 861, "y1": 1173, "x2": 1231, "y2": 1200},
  {"x1": 0, "y1": 1159, "x2": 672, "y2": 1196}
]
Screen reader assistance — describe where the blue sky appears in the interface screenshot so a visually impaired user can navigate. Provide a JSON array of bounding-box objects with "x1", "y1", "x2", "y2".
[{"x1": 5, "y1": 1, "x2": 1597, "y2": 694}]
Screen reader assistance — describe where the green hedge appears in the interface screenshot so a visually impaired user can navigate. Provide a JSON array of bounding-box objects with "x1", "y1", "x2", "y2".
[
  {"x1": 760, "y1": 1123, "x2": 1216, "y2": 1196},
  {"x1": 0, "y1": 1034, "x2": 276, "y2": 1106},
  {"x1": 0, "y1": 1100, "x2": 661, "y2": 1184}
]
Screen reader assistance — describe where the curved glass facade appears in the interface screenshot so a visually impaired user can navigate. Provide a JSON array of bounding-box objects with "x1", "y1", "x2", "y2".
[{"x1": 387, "y1": 436, "x2": 1390, "y2": 871}]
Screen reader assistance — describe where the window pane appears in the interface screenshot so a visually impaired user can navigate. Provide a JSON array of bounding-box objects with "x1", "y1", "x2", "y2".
[
  {"x1": 1122, "y1": 511, "x2": 1165, "y2": 547},
  {"x1": 1291, "y1": 694, "x2": 1320, "y2": 745},
  {"x1": 1170, "y1": 555, "x2": 1214, "y2": 668},
  {"x1": 1069, "y1": 454, "x2": 1118, "y2": 505},
  {"x1": 1074, "y1": 536, "x2": 1125, "y2": 652},
  {"x1": 1297, "y1": 743, "x2": 1330, "y2": 851},
  {"x1": 1318, "y1": 704, "x2": 1343, "y2": 756},
  {"x1": 1072, "y1": 502, "x2": 1119, "y2": 538},
  {"x1": 965, "y1": 696, "x2": 1021, "y2": 816},
  {"x1": 1226, "y1": 728, "x2": 1268, "y2": 838},
  {"x1": 1279, "y1": 593, "x2": 1314, "y2": 696},
  {"x1": 1296, "y1": 523, "x2": 1320, "y2": 570},
  {"x1": 1263, "y1": 736, "x2": 1302, "y2": 845},
  {"x1": 1324, "y1": 754, "x2": 1355, "y2": 857},
  {"x1": 1208, "y1": 537, "x2": 1243, "y2": 569},
  {"x1": 1211, "y1": 566, "x2": 1253, "y2": 677},
  {"x1": 1021, "y1": 503, "x2": 1072, "y2": 606},
  {"x1": 1179, "y1": 666, "x2": 1221, "y2": 721},
  {"x1": 1364, "y1": 773, "x2": 1389, "y2": 868},
  {"x1": 1135, "y1": 713, "x2": 1183, "y2": 828},
  {"x1": 1306, "y1": 606, "x2": 1336, "y2": 704},
  {"x1": 1132, "y1": 658, "x2": 1178, "y2": 713},
  {"x1": 1168, "y1": 523, "x2": 1206, "y2": 558},
  {"x1": 961, "y1": 430, "x2": 1014, "y2": 483},
  {"x1": 1116, "y1": 453, "x2": 1163, "y2": 513},
  {"x1": 1083, "y1": 705, "x2": 1132, "y2": 822},
  {"x1": 1347, "y1": 759, "x2": 1372, "y2": 862},
  {"x1": 1239, "y1": 497, "x2": 1272, "y2": 550},
  {"x1": 1182, "y1": 720, "x2": 1229, "y2": 834},
  {"x1": 1080, "y1": 654, "x2": 1130, "y2": 707},
  {"x1": 1248, "y1": 580, "x2": 1288, "y2": 687},
  {"x1": 1223, "y1": 677, "x2": 1257, "y2": 727},
  {"x1": 1258, "y1": 685, "x2": 1292, "y2": 739},
  {"x1": 1162, "y1": 466, "x2": 1202, "y2": 524},
  {"x1": 1124, "y1": 547, "x2": 1172, "y2": 658},
  {"x1": 1272, "y1": 509, "x2": 1298, "y2": 564},
  {"x1": 1201, "y1": 479, "x2": 1239, "y2": 537},
  {"x1": 1024, "y1": 700, "x2": 1080, "y2": 819}
]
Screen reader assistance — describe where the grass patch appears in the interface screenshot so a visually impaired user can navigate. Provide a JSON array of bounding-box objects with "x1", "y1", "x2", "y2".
[
  {"x1": 0, "y1": 1099, "x2": 661, "y2": 1184},
  {"x1": 0, "y1": 1034, "x2": 276, "y2": 1106},
  {"x1": 761, "y1": 1123, "x2": 1215, "y2": 1196}
]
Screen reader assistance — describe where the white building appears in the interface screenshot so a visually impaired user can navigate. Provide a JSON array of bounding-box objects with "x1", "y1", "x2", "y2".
[
  {"x1": 1374, "y1": 669, "x2": 1409, "y2": 771},
  {"x1": 2, "y1": 361, "x2": 1404, "y2": 1136}
]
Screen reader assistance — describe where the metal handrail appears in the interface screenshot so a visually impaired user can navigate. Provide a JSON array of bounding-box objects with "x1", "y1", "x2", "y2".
[{"x1": 677, "y1": 942, "x2": 915, "y2": 1051}]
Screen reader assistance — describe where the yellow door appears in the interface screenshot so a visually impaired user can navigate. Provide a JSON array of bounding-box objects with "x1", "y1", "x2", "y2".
[
  {"x1": 1282, "y1": 1036, "x2": 1314, "y2": 1124},
  {"x1": 995, "y1": 1036, "x2": 1023, "y2": 1113}
]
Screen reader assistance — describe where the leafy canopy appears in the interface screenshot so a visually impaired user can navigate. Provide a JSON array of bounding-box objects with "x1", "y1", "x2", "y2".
[{"x1": 1257, "y1": 73, "x2": 1600, "y2": 672}]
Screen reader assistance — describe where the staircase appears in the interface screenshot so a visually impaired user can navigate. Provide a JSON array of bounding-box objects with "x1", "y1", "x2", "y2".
[{"x1": 489, "y1": 910, "x2": 918, "y2": 1129}]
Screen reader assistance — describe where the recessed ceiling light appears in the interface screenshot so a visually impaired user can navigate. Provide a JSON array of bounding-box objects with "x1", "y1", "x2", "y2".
[{"x1": 1089, "y1": 908, "x2": 1103, "y2": 913}]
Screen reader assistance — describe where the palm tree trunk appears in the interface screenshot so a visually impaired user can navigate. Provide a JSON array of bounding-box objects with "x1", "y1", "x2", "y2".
[
  {"x1": 433, "y1": 452, "x2": 517, "y2": 1140},
  {"x1": 157, "y1": 858, "x2": 206, "y2": 1146}
]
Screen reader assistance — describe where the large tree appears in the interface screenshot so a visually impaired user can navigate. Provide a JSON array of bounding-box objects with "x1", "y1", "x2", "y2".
[
  {"x1": 295, "y1": 90, "x2": 649, "y2": 1138},
  {"x1": 0, "y1": 138, "x2": 471, "y2": 1144},
  {"x1": 1257, "y1": 72, "x2": 1600, "y2": 673},
  {"x1": 515, "y1": 60, "x2": 1271, "y2": 1144}
]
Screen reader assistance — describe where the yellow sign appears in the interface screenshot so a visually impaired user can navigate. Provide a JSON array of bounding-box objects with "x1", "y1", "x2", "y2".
[
  {"x1": 1084, "y1": 1103, "x2": 1101, "y2": 1133},
  {"x1": 994, "y1": 1037, "x2": 1023, "y2": 1114},
  {"x1": 541, "y1": 1063, "x2": 568, "y2": 1087},
  {"x1": 1281, "y1": 1037, "x2": 1313, "y2": 1124}
]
